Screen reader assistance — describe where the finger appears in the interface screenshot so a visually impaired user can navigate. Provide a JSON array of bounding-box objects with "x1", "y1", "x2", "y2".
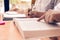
[{"x1": 37, "y1": 14, "x2": 45, "y2": 21}]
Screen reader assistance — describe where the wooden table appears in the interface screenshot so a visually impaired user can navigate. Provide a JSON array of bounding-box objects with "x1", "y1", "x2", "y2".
[
  {"x1": 0, "y1": 21, "x2": 24, "y2": 40},
  {"x1": 14, "y1": 18, "x2": 60, "y2": 40}
]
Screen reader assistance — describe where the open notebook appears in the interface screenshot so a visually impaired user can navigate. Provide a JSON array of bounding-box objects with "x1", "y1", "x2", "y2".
[{"x1": 14, "y1": 18, "x2": 60, "y2": 38}]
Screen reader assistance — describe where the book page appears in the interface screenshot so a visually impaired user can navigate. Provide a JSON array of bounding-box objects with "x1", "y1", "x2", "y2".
[{"x1": 14, "y1": 18, "x2": 60, "y2": 31}]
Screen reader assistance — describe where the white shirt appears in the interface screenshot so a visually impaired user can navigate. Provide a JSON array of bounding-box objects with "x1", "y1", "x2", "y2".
[
  {"x1": 32, "y1": 0, "x2": 57, "y2": 12},
  {"x1": 54, "y1": 3, "x2": 60, "y2": 11}
]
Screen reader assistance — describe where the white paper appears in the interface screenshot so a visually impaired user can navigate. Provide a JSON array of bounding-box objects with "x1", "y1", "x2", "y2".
[{"x1": 15, "y1": 18, "x2": 60, "y2": 31}]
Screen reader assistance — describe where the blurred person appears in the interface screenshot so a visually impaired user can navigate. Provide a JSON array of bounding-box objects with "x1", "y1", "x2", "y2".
[{"x1": 28, "y1": 0, "x2": 60, "y2": 40}]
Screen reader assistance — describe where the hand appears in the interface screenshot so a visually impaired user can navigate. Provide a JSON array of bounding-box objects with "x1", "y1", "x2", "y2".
[
  {"x1": 37, "y1": 9, "x2": 60, "y2": 24},
  {"x1": 28, "y1": 11, "x2": 45, "y2": 18}
]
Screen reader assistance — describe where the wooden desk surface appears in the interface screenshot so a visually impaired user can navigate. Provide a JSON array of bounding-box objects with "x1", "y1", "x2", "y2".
[
  {"x1": 14, "y1": 18, "x2": 60, "y2": 38},
  {"x1": 0, "y1": 21, "x2": 24, "y2": 40}
]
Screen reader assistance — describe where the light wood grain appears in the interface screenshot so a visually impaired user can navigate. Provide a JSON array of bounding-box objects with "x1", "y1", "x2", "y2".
[{"x1": 0, "y1": 21, "x2": 24, "y2": 40}]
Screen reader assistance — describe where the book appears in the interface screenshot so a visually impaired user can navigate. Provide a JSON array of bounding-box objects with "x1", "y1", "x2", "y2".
[{"x1": 14, "y1": 18, "x2": 60, "y2": 38}]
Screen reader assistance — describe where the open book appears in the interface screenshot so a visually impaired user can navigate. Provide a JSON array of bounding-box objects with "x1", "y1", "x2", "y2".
[{"x1": 14, "y1": 18, "x2": 60, "y2": 38}]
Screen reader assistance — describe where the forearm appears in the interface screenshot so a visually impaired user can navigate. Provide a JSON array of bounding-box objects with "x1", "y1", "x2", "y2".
[{"x1": 28, "y1": 11, "x2": 45, "y2": 18}]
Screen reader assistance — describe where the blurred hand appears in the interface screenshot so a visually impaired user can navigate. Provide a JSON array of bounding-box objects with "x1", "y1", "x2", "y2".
[
  {"x1": 37, "y1": 9, "x2": 60, "y2": 24},
  {"x1": 28, "y1": 11, "x2": 45, "y2": 18}
]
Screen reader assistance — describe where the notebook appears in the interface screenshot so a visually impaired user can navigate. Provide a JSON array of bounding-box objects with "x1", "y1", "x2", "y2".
[{"x1": 14, "y1": 18, "x2": 60, "y2": 38}]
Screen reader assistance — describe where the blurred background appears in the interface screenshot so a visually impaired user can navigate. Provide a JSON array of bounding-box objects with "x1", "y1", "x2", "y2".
[{"x1": 0, "y1": 0, "x2": 35, "y2": 13}]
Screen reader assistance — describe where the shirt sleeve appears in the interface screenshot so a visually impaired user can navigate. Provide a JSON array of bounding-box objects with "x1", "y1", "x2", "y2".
[
  {"x1": 54, "y1": 3, "x2": 60, "y2": 11},
  {"x1": 32, "y1": 0, "x2": 56, "y2": 12}
]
